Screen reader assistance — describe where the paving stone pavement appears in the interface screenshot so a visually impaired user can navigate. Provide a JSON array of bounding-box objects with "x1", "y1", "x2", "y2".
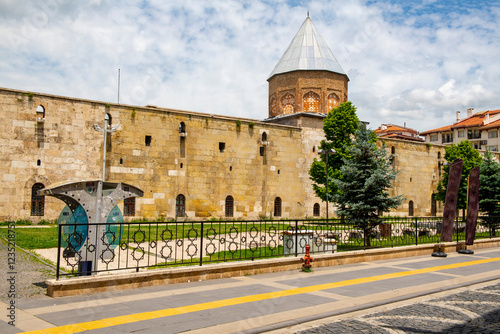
[
  {"x1": 0, "y1": 238, "x2": 55, "y2": 301},
  {"x1": 297, "y1": 282, "x2": 500, "y2": 334}
]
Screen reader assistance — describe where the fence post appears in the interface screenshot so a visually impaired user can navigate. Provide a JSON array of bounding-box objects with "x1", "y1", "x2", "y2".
[
  {"x1": 415, "y1": 218, "x2": 418, "y2": 246},
  {"x1": 56, "y1": 223, "x2": 61, "y2": 280},
  {"x1": 200, "y1": 221, "x2": 204, "y2": 267},
  {"x1": 294, "y1": 220, "x2": 298, "y2": 257}
]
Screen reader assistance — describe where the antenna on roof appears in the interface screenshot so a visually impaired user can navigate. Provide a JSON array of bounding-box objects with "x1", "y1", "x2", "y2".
[
  {"x1": 307, "y1": 10, "x2": 309, "y2": 18},
  {"x1": 117, "y1": 68, "x2": 121, "y2": 104}
]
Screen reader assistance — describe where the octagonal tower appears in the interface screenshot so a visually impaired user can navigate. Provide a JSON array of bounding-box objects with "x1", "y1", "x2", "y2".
[{"x1": 267, "y1": 16, "x2": 349, "y2": 118}]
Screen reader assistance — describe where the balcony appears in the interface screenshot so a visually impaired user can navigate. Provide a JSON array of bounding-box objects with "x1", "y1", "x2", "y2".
[{"x1": 468, "y1": 131, "x2": 481, "y2": 139}]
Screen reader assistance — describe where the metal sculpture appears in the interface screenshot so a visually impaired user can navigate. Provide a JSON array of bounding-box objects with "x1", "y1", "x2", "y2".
[
  {"x1": 432, "y1": 159, "x2": 462, "y2": 257},
  {"x1": 39, "y1": 180, "x2": 143, "y2": 275},
  {"x1": 461, "y1": 166, "x2": 480, "y2": 254},
  {"x1": 441, "y1": 159, "x2": 463, "y2": 242}
]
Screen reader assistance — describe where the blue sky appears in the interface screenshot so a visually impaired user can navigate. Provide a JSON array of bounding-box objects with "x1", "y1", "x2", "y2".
[{"x1": 1, "y1": 0, "x2": 500, "y2": 132}]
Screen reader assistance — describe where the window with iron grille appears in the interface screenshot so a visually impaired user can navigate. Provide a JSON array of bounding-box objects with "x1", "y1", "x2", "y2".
[
  {"x1": 274, "y1": 197, "x2": 282, "y2": 217},
  {"x1": 124, "y1": 197, "x2": 135, "y2": 216},
  {"x1": 408, "y1": 200, "x2": 414, "y2": 216},
  {"x1": 313, "y1": 203, "x2": 320, "y2": 217},
  {"x1": 225, "y1": 196, "x2": 234, "y2": 217},
  {"x1": 176, "y1": 194, "x2": 186, "y2": 217},
  {"x1": 31, "y1": 183, "x2": 45, "y2": 216}
]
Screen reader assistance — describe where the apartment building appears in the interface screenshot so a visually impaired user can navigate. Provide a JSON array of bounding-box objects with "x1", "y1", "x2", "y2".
[{"x1": 420, "y1": 108, "x2": 500, "y2": 152}]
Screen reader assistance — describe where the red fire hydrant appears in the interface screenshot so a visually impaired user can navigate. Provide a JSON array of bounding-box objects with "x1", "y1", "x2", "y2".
[{"x1": 301, "y1": 244, "x2": 313, "y2": 272}]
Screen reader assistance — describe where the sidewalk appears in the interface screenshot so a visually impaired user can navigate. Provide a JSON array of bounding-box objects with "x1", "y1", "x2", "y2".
[{"x1": 2, "y1": 248, "x2": 500, "y2": 333}]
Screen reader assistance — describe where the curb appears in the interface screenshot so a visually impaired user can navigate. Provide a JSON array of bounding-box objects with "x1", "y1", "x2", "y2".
[{"x1": 45, "y1": 238, "x2": 500, "y2": 297}]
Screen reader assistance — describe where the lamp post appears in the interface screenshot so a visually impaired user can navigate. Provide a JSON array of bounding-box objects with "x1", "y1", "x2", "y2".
[
  {"x1": 318, "y1": 148, "x2": 336, "y2": 221},
  {"x1": 92, "y1": 114, "x2": 120, "y2": 272},
  {"x1": 93, "y1": 114, "x2": 120, "y2": 182}
]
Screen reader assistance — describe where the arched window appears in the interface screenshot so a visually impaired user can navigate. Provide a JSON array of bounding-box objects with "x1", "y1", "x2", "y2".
[
  {"x1": 176, "y1": 194, "x2": 186, "y2": 217},
  {"x1": 179, "y1": 122, "x2": 186, "y2": 133},
  {"x1": 327, "y1": 93, "x2": 340, "y2": 112},
  {"x1": 262, "y1": 132, "x2": 268, "y2": 142},
  {"x1": 274, "y1": 197, "x2": 282, "y2": 217},
  {"x1": 225, "y1": 196, "x2": 234, "y2": 218},
  {"x1": 313, "y1": 203, "x2": 320, "y2": 217},
  {"x1": 36, "y1": 105, "x2": 45, "y2": 118},
  {"x1": 408, "y1": 200, "x2": 414, "y2": 216},
  {"x1": 124, "y1": 197, "x2": 135, "y2": 216},
  {"x1": 431, "y1": 194, "x2": 437, "y2": 216},
  {"x1": 281, "y1": 93, "x2": 295, "y2": 115},
  {"x1": 31, "y1": 183, "x2": 45, "y2": 216},
  {"x1": 269, "y1": 97, "x2": 277, "y2": 116},
  {"x1": 303, "y1": 91, "x2": 320, "y2": 113},
  {"x1": 106, "y1": 113, "x2": 112, "y2": 127}
]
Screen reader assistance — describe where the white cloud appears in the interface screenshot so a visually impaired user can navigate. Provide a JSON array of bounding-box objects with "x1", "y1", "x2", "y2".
[{"x1": 0, "y1": 0, "x2": 500, "y2": 132}]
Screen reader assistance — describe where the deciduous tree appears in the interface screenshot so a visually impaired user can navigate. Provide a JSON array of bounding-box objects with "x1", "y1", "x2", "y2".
[{"x1": 309, "y1": 101, "x2": 359, "y2": 203}]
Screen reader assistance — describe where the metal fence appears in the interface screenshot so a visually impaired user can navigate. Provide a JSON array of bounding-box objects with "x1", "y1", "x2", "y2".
[{"x1": 56, "y1": 216, "x2": 500, "y2": 278}]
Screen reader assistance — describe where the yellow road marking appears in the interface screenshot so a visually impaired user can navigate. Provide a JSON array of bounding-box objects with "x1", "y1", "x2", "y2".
[{"x1": 23, "y1": 256, "x2": 500, "y2": 334}]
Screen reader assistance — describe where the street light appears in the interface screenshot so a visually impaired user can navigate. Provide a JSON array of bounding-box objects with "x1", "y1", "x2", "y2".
[
  {"x1": 318, "y1": 148, "x2": 336, "y2": 221},
  {"x1": 94, "y1": 114, "x2": 120, "y2": 182},
  {"x1": 92, "y1": 113, "x2": 120, "y2": 273}
]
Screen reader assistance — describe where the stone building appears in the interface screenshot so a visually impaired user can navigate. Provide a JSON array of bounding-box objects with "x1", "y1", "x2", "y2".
[{"x1": 1, "y1": 16, "x2": 445, "y2": 222}]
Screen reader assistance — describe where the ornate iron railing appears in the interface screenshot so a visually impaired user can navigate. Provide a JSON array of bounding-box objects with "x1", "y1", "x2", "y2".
[{"x1": 56, "y1": 216, "x2": 500, "y2": 278}]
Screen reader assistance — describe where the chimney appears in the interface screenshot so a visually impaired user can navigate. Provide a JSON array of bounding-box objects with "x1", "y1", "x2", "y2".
[
  {"x1": 467, "y1": 108, "x2": 474, "y2": 117},
  {"x1": 485, "y1": 113, "x2": 490, "y2": 124},
  {"x1": 456, "y1": 111, "x2": 461, "y2": 121}
]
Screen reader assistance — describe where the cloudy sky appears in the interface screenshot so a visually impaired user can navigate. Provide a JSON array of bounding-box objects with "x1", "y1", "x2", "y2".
[{"x1": 1, "y1": 0, "x2": 499, "y2": 132}]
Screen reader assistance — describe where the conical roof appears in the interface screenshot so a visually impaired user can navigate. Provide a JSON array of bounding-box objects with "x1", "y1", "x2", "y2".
[{"x1": 268, "y1": 17, "x2": 347, "y2": 80}]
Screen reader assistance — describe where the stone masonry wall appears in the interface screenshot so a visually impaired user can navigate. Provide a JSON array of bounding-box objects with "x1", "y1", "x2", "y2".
[{"x1": 1, "y1": 87, "x2": 446, "y2": 222}]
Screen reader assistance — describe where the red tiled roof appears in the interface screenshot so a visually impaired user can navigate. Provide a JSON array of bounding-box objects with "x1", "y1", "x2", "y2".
[
  {"x1": 375, "y1": 124, "x2": 419, "y2": 135},
  {"x1": 377, "y1": 133, "x2": 424, "y2": 142},
  {"x1": 420, "y1": 109, "x2": 500, "y2": 135},
  {"x1": 480, "y1": 118, "x2": 500, "y2": 130},
  {"x1": 420, "y1": 125, "x2": 452, "y2": 135},
  {"x1": 452, "y1": 109, "x2": 500, "y2": 129}
]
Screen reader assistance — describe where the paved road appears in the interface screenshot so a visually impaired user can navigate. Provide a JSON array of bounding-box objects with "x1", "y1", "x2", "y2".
[
  {"x1": 288, "y1": 281, "x2": 500, "y2": 333},
  {"x1": 0, "y1": 245, "x2": 499, "y2": 333}
]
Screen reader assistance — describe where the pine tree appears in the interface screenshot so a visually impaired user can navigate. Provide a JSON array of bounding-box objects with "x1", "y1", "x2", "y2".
[
  {"x1": 479, "y1": 150, "x2": 500, "y2": 232},
  {"x1": 333, "y1": 124, "x2": 403, "y2": 246},
  {"x1": 309, "y1": 101, "x2": 359, "y2": 203}
]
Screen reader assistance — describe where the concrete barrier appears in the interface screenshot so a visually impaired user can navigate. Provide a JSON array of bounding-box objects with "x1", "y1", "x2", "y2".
[{"x1": 45, "y1": 238, "x2": 500, "y2": 297}]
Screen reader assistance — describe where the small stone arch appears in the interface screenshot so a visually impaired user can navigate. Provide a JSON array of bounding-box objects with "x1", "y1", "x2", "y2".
[
  {"x1": 36, "y1": 105, "x2": 45, "y2": 118},
  {"x1": 179, "y1": 122, "x2": 186, "y2": 133}
]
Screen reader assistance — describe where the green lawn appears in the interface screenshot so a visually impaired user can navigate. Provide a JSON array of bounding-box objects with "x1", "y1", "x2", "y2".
[{"x1": 0, "y1": 227, "x2": 58, "y2": 249}]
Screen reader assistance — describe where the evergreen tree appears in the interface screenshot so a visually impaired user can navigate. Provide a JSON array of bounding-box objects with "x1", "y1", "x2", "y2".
[
  {"x1": 309, "y1": 101, "x2": 359, "y2": 203},
  {"x1": 333, "y1": 124, "x2": 403, "y2": 246},
  {"x1": 479, "y1": 150, "x2": 500, "y2": 232},
  {"x1": 436, "y1": 140, "x2": 482, "y2": 217}
]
